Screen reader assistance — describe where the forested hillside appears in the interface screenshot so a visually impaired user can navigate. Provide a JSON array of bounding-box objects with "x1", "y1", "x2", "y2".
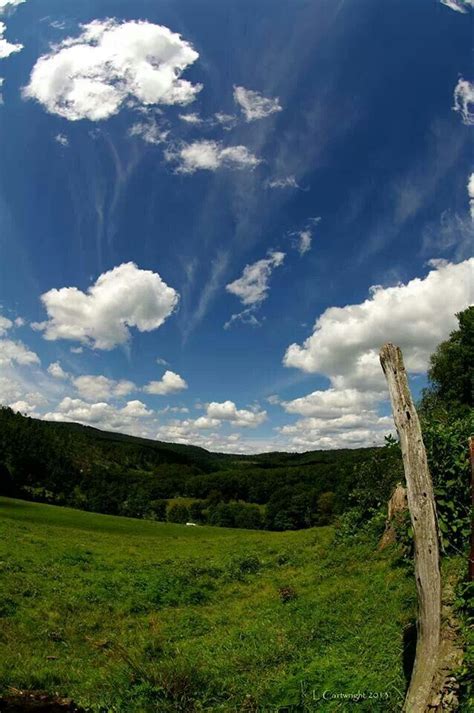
[{"x1": 0, "y1": 407, "x2": 400, "y2": 530}]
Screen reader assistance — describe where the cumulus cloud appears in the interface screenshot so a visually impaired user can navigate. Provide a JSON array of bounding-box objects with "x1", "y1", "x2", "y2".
[
  {"x1": 0, "y1": 0, "x2": 26, "y2": 13},
  {"x1": 73, "y1": 374, "x2": 135, "y2": 401},
  {"x1": 226, "y1": 251, "x2": 285, "y2": 306},
  {"x1": 206, "y1": 400, "x2": 267, "y2": 427},
  {"x1": 43, "y1": 396, "x2": 153, "y2": 433},
  {"x1": 0, "y1": 314, "x2": 12, "y2": 336},
  {"x1": 453, "y1": 77, "x2": 474, "y2": 125},
  {"x1": 284, "y1": 258, "x2": 474, "y2": 391},
  {"x1": 9, "y1": 400, "x2": 38, "y2": 416},
  {"x1": 165, "y1": 140, "x2": 260, "y2": 174},
  {"x1": 468, "y1": 173, "x2": 474, "y2": 219},
  {"x1": 47, "y1": 362, "x2": 69, "y2": 380},
  {"x1": 440, "y1": 0, "x2": 472, "y2": 12},
  {"x1": 154, "y1": 400, "x2": 267, "y2": 451},
  {"x1": 283, "y1": 388, "x2": 381, "y2": 419},
  {"x1": 144, "y1": 370, "x2": 187, "y2": 395},
  {"x1": 233, "y1": 86, "x2": 282, "y2": 122},
  {"x1": 0, "y1": 21, "x2": 22, "y2": 58},
  {"x1": 179, "y1": 112, "x2": 203, "y2": 124},
  {"x1": 24, "y1": 19, "x2": 201, "y2": 121},
  {"x1": 33, "y1": 262, "x2": 179, "y2": 350},
  {"x1": 0, "y1": 339, "x2": 40, "y2": 366},
  {"x1": 155, "y1": 420, "x2": 245, "y2": 451},
  {"x1": 279, "y1": 411, "x2": 393, "y2": 451}
]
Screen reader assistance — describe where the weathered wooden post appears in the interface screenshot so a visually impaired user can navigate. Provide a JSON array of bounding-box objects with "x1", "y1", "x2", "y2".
[{"x1": 380, "y1": 343, "x2": 441, "y2": 713}]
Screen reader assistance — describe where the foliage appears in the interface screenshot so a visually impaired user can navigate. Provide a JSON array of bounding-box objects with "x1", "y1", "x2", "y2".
[
  {"x1": 0, "y1": 497, "x2": 418, "y2": 712},
  {"x1": 422, "y1": 414, "x2": 473, "y2": 554},
  {"x1": 420, "y1": 306, "x2": 474, "y2": 418}
]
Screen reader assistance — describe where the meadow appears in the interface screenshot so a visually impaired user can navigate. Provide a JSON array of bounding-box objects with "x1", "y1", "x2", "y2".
[{"x1": 0, "y1": 497, "x2": 418, "y2": 712}]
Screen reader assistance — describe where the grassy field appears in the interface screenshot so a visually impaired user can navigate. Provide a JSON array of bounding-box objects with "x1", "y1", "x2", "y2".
[{"x1": 0, "y1": 497, "x2": 417, "y2": 712}]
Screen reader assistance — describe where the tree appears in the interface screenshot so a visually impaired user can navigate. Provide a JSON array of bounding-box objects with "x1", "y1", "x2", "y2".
[
  {"x1": 167, "y1": 503, "x2": 190, "y2": 523},
  {"x1": 421, "y1": 307, "x2": 474, "y2": 416}
]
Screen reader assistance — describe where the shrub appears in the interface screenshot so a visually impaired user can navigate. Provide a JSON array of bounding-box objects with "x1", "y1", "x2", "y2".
[
  {"x1": 167, "y1": 503, "x2": 190, "y2": 524},
  {"x1": 422, "y1": 414, "x2": 473, "y2": 554}
]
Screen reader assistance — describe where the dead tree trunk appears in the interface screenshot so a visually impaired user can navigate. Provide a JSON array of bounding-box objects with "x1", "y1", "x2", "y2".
[{"x1": 380, "y1": 343, "x2": 441, "y2": 713}]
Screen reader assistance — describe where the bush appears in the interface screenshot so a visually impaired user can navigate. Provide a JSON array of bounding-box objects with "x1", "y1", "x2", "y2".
[
  {"x1": 422, "y1": 414, "x2": 473, "y2": 554},
  {"x1": 167, "y1": 503, "x2": 190, "y2": 524}
]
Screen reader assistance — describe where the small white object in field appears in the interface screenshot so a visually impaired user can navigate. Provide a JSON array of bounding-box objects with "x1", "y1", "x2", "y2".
[{"x1": 186, "y1": 522, "x2": 197, "y2": 526}]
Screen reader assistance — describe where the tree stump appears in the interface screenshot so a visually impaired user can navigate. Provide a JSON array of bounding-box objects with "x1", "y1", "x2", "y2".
[{"x1": 379, "y1": 483, "x2": 408, "y2": 549}]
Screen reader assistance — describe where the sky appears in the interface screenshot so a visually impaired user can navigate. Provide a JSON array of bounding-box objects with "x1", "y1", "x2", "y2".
[{"x1": 0, "y1": 0, "x2": 473, "y2": 454}]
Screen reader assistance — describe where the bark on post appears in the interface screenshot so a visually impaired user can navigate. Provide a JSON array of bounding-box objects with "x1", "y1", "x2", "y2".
[{"x1": 380, "y1": 343, "x2": 441, "y2": 713}]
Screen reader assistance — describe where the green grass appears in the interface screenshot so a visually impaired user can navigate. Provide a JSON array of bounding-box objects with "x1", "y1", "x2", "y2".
[{"x1": 0, "y1": 497, "x2": 417, "y2": 711}]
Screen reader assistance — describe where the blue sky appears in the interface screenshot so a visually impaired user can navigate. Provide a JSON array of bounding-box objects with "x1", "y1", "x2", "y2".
[{"x1": 0, "y1": 0, "x2": 472, "y2": 452}]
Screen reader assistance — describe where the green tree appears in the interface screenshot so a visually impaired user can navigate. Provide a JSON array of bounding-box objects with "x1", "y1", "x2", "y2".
[
  {"x1": 421, "y1": 306, "x2": 474, "y2": 416},
  {"x1": 167, "y1": 503, "x2": 190, "y2": 524}
]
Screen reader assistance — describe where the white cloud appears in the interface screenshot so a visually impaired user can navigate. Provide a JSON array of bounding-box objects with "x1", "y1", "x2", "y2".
[
  {"x1": 279, "y1": 411, "x2": 393, "y2": 451},
  {"x1": 0, "y1": 374, "x2": 43, "y2": 409},
  {"x1": 9, "y1": 400, "x2": 38, "y2": 416},
  {"x1": 440, "y1": 0, "x2": 470, "y2": 12},
  {"x1": 226, "y1": 251, "x2": 285, "y2": 306},
  {"x1": 165, "y1": 140, "x2": 260, "y2": 174},
  {"x1": 43, "y1": 396, "x2": 153, "y2": 433},
  {"x1": 0, "y1": 339, "x2": 40, "y2": 366},
  {"x1": 24, "y1": 19, "x2": 201, "y2": 121},
  {"x1": 0, "y1": 21, "x2": 22, "y2": 58},
  {"x1": 468, "y1": 173, "x2": 474, "y2": 220},
  {"x1": 223, "y1": 306, "x2": 263, "y2": 330},
  {"x1": 47, "y1": 361, "x2": 69, "y2": 380},
  {"x1": 296, "y1": 229, "x2": 312, "y2": 255},
  {"x1": 284, "y1": 259, "x2": 474, "y2": 391},
  {"x1": 178, "y1": 112, "x2": 203, "y2": 124},
  {"x1": 206, "y1": 400, "x2": 267, "y2": 428},
  {"x1": 0, "y1": 314, "x2": 12, "y2": 336},
  {"x1": 34, "y1": 262, "x2": 179, "y2": 350},
  {"x1": 233, "y1": 86, "x2": 282, "y2": 122},
  {"x1": 155, "y1": 420, "x2": 243, "y2": 451},
  {"x1": 129, "y1": 119, "x2": 169, "y2": 145},
  {"x1": 54, "y1": 133, "x2": 69, "y2": 147},
  {"x1": 156, "y1": 357, "x2": 169, "y2": 366},
  {"x1": 265, "y1": 176, "x2": 299, "y2": 189},
  {"x1": 283, "y1": 388, "x2": 381, "y2": 419},
  {"x1": 453, "y1": 77, "x2": 474, "y2": 125},
  {"x1": 144, "y1": 370, "x2": 187, "y2": 395},
  {"x1": 214, "y1": 112, "x2": 237, "y2": 129},
  {"x1": 290, "y1": 217, "x2": 321, "y2": 256},
  {"x1": 0, "y1": 0, "x2": 26, "y2": 13},
  {"x1": 73, "y1": 374, "x2": 135, "y2": 401}
]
